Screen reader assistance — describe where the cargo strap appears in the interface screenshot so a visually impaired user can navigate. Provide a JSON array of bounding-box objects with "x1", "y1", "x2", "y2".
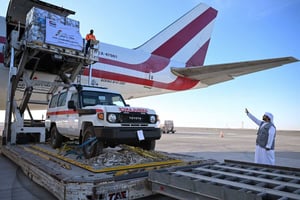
[{"x1": 60, "y1": 137, "x2": 97, "y2": 159}]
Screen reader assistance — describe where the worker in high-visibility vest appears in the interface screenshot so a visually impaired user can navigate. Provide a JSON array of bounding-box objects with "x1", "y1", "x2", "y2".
[{"x1": 85, "y1": 29, "x2": 96, "y2": 55}]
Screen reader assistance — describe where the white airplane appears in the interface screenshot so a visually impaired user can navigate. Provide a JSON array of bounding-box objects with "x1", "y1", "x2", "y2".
[{"x1": 0, "y1": 1, "x2": 298, "y2": 111}]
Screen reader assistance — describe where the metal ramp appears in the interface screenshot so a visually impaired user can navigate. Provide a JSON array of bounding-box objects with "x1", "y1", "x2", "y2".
[
  {"x1": 148, "y1": 160, "x2": 300, "y2": 200},
  {"x1": 2, "y1": 0, "x2": 99, "y2": 145}
]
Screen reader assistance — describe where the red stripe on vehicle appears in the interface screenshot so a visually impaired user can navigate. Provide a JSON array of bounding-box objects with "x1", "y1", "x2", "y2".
[
  {"x1": 47, "y1": 110, "x2": 78, "y2": 116},
  {"x1": 47, "y1": 109, "x2": 104, "y2": 116},
  {"x1": 151, "y1": 7, "x2": 217, "y2": 59}
]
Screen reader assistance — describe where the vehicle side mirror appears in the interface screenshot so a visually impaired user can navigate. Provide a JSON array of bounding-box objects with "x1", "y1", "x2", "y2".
[{"x1": 68, "y1": 100, "x2": 76, "y2": 110}]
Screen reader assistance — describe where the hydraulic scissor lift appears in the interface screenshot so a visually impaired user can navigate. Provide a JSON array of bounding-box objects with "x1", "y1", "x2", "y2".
[{"x1": 2, "y1": 0, "x2": 99, "y2": 145}]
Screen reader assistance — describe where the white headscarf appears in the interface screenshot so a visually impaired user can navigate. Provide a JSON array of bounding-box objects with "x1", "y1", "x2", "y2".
[{"x1": 264, "y1": 112, "x2": 274, "y2": 123}]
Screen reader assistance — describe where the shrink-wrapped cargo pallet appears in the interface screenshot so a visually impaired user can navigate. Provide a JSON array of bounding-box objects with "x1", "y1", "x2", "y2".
[{"x1": 25, "y1": 7, "x2": 83, "y2": 51}]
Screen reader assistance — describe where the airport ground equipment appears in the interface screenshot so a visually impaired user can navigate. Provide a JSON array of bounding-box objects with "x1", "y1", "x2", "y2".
[
  {"x1": 2, "y1": 143, "x2": 300, "y2": 200},
  {"x1": 149, "y1": 159, "x2": 300, "y2": 200},
  {"x1": 161, "y1": 120, "x2": 175, "y2": 134},
  {"x1": 2, "y1": 0, "x2": 99, "y2": 145},
  {"x1": 1, "y1": 143, "x2": 215, "y2": 200}
]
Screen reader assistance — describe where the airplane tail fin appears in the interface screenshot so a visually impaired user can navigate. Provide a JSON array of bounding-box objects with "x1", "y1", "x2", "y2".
[{"x1": 137, "y1": 4, "x2": 217, "y2": 67}]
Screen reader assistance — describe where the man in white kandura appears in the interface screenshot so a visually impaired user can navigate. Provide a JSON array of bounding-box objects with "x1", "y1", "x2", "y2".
[{"x1": 245, "y1": 108, "x2": 276, "y2": 165}]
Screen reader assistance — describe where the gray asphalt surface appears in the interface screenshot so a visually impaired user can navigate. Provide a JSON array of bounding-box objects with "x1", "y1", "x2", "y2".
[
  {"x1": 0, "y1": 154, "x2": 57, "y2": 200},
  {"x1": 156, "y1": 127, "x2": 300, "y2": 168}
]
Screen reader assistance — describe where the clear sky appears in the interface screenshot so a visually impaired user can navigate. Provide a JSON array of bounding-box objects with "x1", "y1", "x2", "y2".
[{"x1": 0, "y1": 0, "x2": 299, "y2": 130}]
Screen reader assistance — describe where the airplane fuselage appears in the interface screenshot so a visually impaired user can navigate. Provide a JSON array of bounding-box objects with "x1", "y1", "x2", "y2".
[
  {"x1": 80, "y1": 42, "x2": 204, "y2": 98},
  {"x1": 0, "y1": 40, "x2": 207, "y2": 109}
]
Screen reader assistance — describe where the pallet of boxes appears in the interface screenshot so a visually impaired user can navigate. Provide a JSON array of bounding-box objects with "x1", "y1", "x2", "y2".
[{"x1": 24, "y1": 7, "x2": 85, "y2": 54}]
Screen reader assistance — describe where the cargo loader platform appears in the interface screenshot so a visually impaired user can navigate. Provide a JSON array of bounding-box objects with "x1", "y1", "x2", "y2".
[
  {"x1": 149, "y1": 160, "x2": 300, "y2": 200},
  {"x1": 2, "y1": 0, "x2": 100, "y2": 146},
  {"x1": 1, "y1": 143, "x2": 216, "y2": 200},
  {"x1": 2, "y1": 143, "x2": 300, "y2": 200}
]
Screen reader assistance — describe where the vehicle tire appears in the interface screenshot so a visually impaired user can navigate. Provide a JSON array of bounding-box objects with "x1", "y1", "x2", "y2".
[
  {"x1": 50, "y1": 126, "x2": 63, "y2": 148},
  {"x1": 140, "y1": 140, "x2": 156, "y2": 151},
  {"x1": 82, "y1": 126, "x2": 103, "y2": 159}
]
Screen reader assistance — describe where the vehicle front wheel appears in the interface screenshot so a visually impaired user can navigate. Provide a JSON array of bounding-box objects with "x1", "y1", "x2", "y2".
[
  {"x1": 50, "y1": 126, "x2": 63, "y2": 148},
  {"x1": 82, "y1": 126, "x2": 103, "y2": 159},
  {"x1": 140, "y1": 140, "x2": 156, "y2": 151}
]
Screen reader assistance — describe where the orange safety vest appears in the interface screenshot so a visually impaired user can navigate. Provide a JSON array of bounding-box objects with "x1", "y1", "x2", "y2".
[{"x1": 86, "y1": 33, "x2": 96, "y2": 41}]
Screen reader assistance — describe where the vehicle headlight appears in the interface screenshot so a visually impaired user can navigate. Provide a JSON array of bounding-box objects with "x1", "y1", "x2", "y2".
[
  {"x1": 97, "y1": 112, "x2": 104, "y2": 120},
  {"x1": 108, "y1": 113, "x2": 117, "y2": 123},
  {"x1": 150, "y1": 115, "x2": 156, "y2": 123}
]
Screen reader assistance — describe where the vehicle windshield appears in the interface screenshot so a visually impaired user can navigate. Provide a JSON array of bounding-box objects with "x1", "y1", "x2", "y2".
[{"x1": 80, "y1": 91, "x2": 126, "y2": 107}]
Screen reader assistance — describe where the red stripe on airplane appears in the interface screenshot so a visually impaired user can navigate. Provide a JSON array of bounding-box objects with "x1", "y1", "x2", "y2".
[
  {"x1": 152, "y1": 7, "x2": 217, "y2": 61},
  {"x1": 95, "y1": 7, "x2": 217, "y2": 73},
  {"x1": 97, "y1": 42, "x2": 209, "y2": 74},
  {"x1": 186, "y1": 39, "x2": 210, "y2": 67},
  {"x1": 99, "y1": 53, "x2": 170, "y2": 73},
  {"x1": 86, "y1": 69, "x2": 199, "y2": 90},
  {"x1": 0, "y1": 37, "x2": 6, "y2": 64},
  {"x1": 0, "y1": 53, "x2": 3, "y2": 63},
  {"x1": 0, "y1": 36, "x2": 6, "y2": 43}
]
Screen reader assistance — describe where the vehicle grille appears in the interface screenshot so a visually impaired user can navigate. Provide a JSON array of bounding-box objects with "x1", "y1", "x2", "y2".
[{"x1": 119, "y1": 113, "x2": 149, "y2": 124}]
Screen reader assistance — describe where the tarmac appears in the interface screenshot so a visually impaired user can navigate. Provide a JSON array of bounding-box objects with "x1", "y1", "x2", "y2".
[
  {"x1": 0, "y1": 127, "x2": 299, "y2": 199},
  {"x1": 156, "y1": 127, "x2": 300, "y2": 168}
]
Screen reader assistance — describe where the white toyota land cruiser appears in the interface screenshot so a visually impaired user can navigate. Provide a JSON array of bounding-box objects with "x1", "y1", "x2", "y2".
[{"x1": 45, "y1": 84, "x2": 161, "y2": 158}]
